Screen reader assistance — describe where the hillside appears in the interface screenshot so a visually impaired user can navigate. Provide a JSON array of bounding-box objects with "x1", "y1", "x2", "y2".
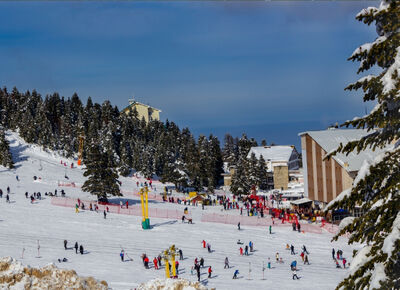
[{"x1": 0, "y1": 131, "x2": 360, "y2": 289}]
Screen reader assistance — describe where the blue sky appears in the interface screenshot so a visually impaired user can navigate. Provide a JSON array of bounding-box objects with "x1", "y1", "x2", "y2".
[{"x1": 0, "y1": 1, "x2": 379, "y2": 148}]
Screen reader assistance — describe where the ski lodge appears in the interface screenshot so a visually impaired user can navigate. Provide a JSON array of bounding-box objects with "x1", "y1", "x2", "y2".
[
  {"x1": 122, "y1": 98, "x2": 161, "y2": 123},
  {"x1": 223, "y1": 145, "x2": 301, "y2": 190},
  {"x1": 299, "y1": 128, "x2": 386, "y2": 208}
]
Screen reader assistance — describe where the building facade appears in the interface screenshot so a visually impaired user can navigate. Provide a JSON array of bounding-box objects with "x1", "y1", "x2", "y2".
[
  {"x1": 299, "y1": 129, "x2": 386, "y2": 207},
  {"x1": 122, "y1": 99, "x2": 161, "y2": 123}
]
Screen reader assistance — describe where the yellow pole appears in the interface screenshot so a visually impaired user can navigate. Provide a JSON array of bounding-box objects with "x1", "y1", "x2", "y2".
[
  {"x1": 164, "y1": 254, "x2": 170, "y2": 278},
  {"x1": 140, "y1": 189, "x2": 145, "y2": 222},
  {"x1": 145, "y1": 186, "x2": 149, "y2": 219},
  {"x1": 170, "y1": 245, "x2": 176, "y2": 277}
]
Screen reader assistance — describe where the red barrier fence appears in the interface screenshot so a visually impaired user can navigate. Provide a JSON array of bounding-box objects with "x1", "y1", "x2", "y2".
[
  {"x1": 51, "y1": 197, "x2": 191, "y2": 220},
  {"x1": 51, "y1": 197, "x2": 338, "y2": 234},
  {"x1": 201, "y1": 213, "x2": 328, "y2": 234}
]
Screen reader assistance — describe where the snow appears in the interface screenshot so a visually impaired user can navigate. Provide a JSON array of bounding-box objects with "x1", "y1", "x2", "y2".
[
  {"x1": 338, "y1": 217, "x2": 355, "y2": 231},
  {"x1": 326, "y1": 188, "x2": 352, "y2": 210},
  {"x1": 138, "y1": 278, "x2": 207, "y2": 290},
  {"x1": 382, "y1": 47, "x2": 400, "y2": 95},
  {"x1": 0, "y1": 257, "x2": 108, "y2": 289},
  {"x1": 348, "y1": 246, "x2": 372, "y2": 274},
  {"x1": 247, "y1": 146, "x2": 296, "y2": 164},
  {"x1": 382, "y1": 212, "x2": 400, "y2": 256},
  {"x1": 0, "y1": 131, "x2": 361, "y2": 289}
]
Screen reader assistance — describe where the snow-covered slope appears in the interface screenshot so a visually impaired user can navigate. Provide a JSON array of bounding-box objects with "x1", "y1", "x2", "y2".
[{"x1": 0, "y1": 131, "x2": 360, "y2": 289}]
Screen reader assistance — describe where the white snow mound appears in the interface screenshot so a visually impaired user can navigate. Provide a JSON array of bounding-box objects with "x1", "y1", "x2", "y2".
[
  {"x1": 138, "y1": 278, "x2": 208, "y2": 290},
  {"x1": 0, "y1": 257, "x2": 108, "y2": 289}
]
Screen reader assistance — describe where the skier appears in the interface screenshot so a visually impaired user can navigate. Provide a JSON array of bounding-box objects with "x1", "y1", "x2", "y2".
[
  {"x1": 245, "y1": 245, "x2": 249, "y2": 256},
  {"x1": 7, "y1": 187, "x2": 10, "y2": 194},
  {"x1": 153, "y1": 257, "x2": 158, "y2": 269},
  {"x1": 202, "y1": 240, "x2": 206, "y2": 248},
  {"x1": 157, "y1": 255, "x2": 162, "y2": 266},
  {"x1": 297, "y1": 223, "x2": 301, "y2": 232},
  {"x1": 237, "y1": 222, "x2": 240, "y2": 230},
  {"x1": 269, "y1": 225, "x2": 272, "y2": 234},
  {"x1": 0, "y1": 189, "x2": 2, "y2": 198},
  {"x1": 292, "y1": 269, "x2": 299, "y2": 280},
  {"x1": 239, "y1": 247, "x2": 243, "y2": 256},
  {"x1": 179, "y1": 249, "x2": 183, "y2": 260},
  {"x1": 200, "y1": 257, "x2": 204, "y2": 268},
  {"x1": 335, "y1": 259, "x2": 341, "y2": 268},
  {"x1": 103, "y1": 210, "x2": 107, "y2": 219},
  {"x1": 175, "y1": 260, "x2": 179, "y2": 275},
  {"x1": 126, "y1": 201, "x2": 129, "y2": 209},
  {"x1": 304, "y1": 254, "x2": 310, "y2": 265},
  {"x1": 6, "y1": 194, "x2": 10, "y2": 203},
  {"x1": 77, "y1": 198, "x2": 81, "y2": 207},
  {"x1": 120, "y1": 201, "x2": 123, "y2": 208},
  {"x1": 144, "y1": 256, "x2": 149, "y2": 268},
  {"x1": 276, "y1": 252, "x2": 279, "y2": 262},
  {"x1": 207, "y1": 243, "x2": 211, "y2": 253},
  {"x1": 290, "y1": 244, "x2": 295, "y2": 255},
  {"x1": 64, "y1": 240, "x2": 68, "y2": 250},
  {"x1": 300, "y1": 251, "x2": 305, "y2": 262},
  {"x1": 74, "y1": 242, "x2": 78, "y2": 254},
  {"x1": 120, "y1": 250, "x2": 124, "y2": 262},
  {"x1": 233, "y1": 269, "x2": 239, "y2": 279},
  {"x1": 249, "y1": 241, "x2": 253, "y2": 252},
  {"x1": 224, "y1": 257, "x2": 229, "y2": 269},
  {"x1": 268, "y1": 258, "x2": 271, "y2": 269},
  {"x1": 302, "y1": 245, "x2": 309, "y2": 254},
  {"x1": 75, "y1": 204, "x2": 79, "y2": 213},
  {"x1": 195, "y1": 263, "x2": 201, "y2": 281},
  {"x1": 332, "y1": 248, "x2": 335, "y2": 260},
  {"x1": 343, "y1": 258, "x2": 347, "y2": 268},
  {"x1": 208, "y1": 266, "x2": 212, "y2": 278},
  {"x1": 79, "y1": 245, "x2": 84, "y2": 255},
  {"x1": 16, "y1": 175, "x2": 19, "y2": 181},
  {"x1": 290, "y1": 260, "x2": 297, "y2": 270}
]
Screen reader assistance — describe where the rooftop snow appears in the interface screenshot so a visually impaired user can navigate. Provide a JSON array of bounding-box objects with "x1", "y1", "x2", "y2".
[
  {"x1": 299, "y1": 129, "x2": 388, "y2": 172},
  {"x1": 247, "y1": 145, "x2": 296, "y2": 162}
]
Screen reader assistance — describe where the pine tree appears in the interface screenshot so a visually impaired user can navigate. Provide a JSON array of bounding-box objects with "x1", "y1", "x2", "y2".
[
  {"x1": 0, "y1": 128, "x2": 13, "y2": 169},
  {"x1": 247, "y1": 152, "x2": 258, "y2": 188},
  {"x1": 256, "y1": 155, "x2": 268, "y2": 190},
  {"x1": 82, "y1": 142, "x2": 121, "y2": 201},
  {"x1": 230, "y1": 157, "x2": 250, "y2": 196},
  {"x1": 327, "y1": 1, "x2": 400, "y2": 289}
]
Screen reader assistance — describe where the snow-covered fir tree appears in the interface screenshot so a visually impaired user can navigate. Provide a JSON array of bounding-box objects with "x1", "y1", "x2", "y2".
[
  {"x1": 327, "y1": 1, "x2": 400, "y2": 289},
  {"x1": 0, "y1": 128, "x2": 13, "y2": 169},
  {"x1": 230, "y1": 156, "x2": 250, "y2": 195},
  {"x1": 82, "y1": 142, "x2": 121, "y2": 201}
]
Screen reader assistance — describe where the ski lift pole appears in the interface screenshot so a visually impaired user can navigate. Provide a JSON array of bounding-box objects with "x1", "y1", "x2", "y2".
[
  {"x1": 37, "y1": 240, "x2": 40, "y2": 258},
  {"x1": 262, "y1": 261, "x2": 265, "y2": 280},
  {"x1": 249, "y1": 262, "x2": 251, "y2": 280}
]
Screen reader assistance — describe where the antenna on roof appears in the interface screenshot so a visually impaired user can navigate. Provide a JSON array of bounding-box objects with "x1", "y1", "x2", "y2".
[{"x1": 128, "y1": 95, "x2": 135, "y2": 105}]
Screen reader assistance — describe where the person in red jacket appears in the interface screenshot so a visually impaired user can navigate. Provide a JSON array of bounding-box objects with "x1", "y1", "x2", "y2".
[
  {"x1": 153, "y1": 257, "x2": 158, "y2": 270},
  {"x1": 144, "y1": 256, "x2": 149, "y2": 268},
  {"x1": 202, "y1": 240, "x2": 206, "y2": 248},
  {"x1": 126, "y1": 201, "x2": 129, "y2": 209},
  {"x1": 300, "y1": 252, "x2": 305, "y2": 262},
  {"x1": 343, "y1": 258, "x2": 347, "y2": 268},
  {"x1": 208, "y1": 266, "x2": 212, "y2": 278},
  {"x1": 239, "y1": 247, "x2": 243, "y2": 256}
]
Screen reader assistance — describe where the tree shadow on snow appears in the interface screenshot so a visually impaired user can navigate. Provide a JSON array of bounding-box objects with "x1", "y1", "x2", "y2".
[
  {"x1": 107, "y1": 197, "x2": 160, "y2": 206},
  {"x1": 151, "y1": 220, "x2": 177, "y2": 228}
]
